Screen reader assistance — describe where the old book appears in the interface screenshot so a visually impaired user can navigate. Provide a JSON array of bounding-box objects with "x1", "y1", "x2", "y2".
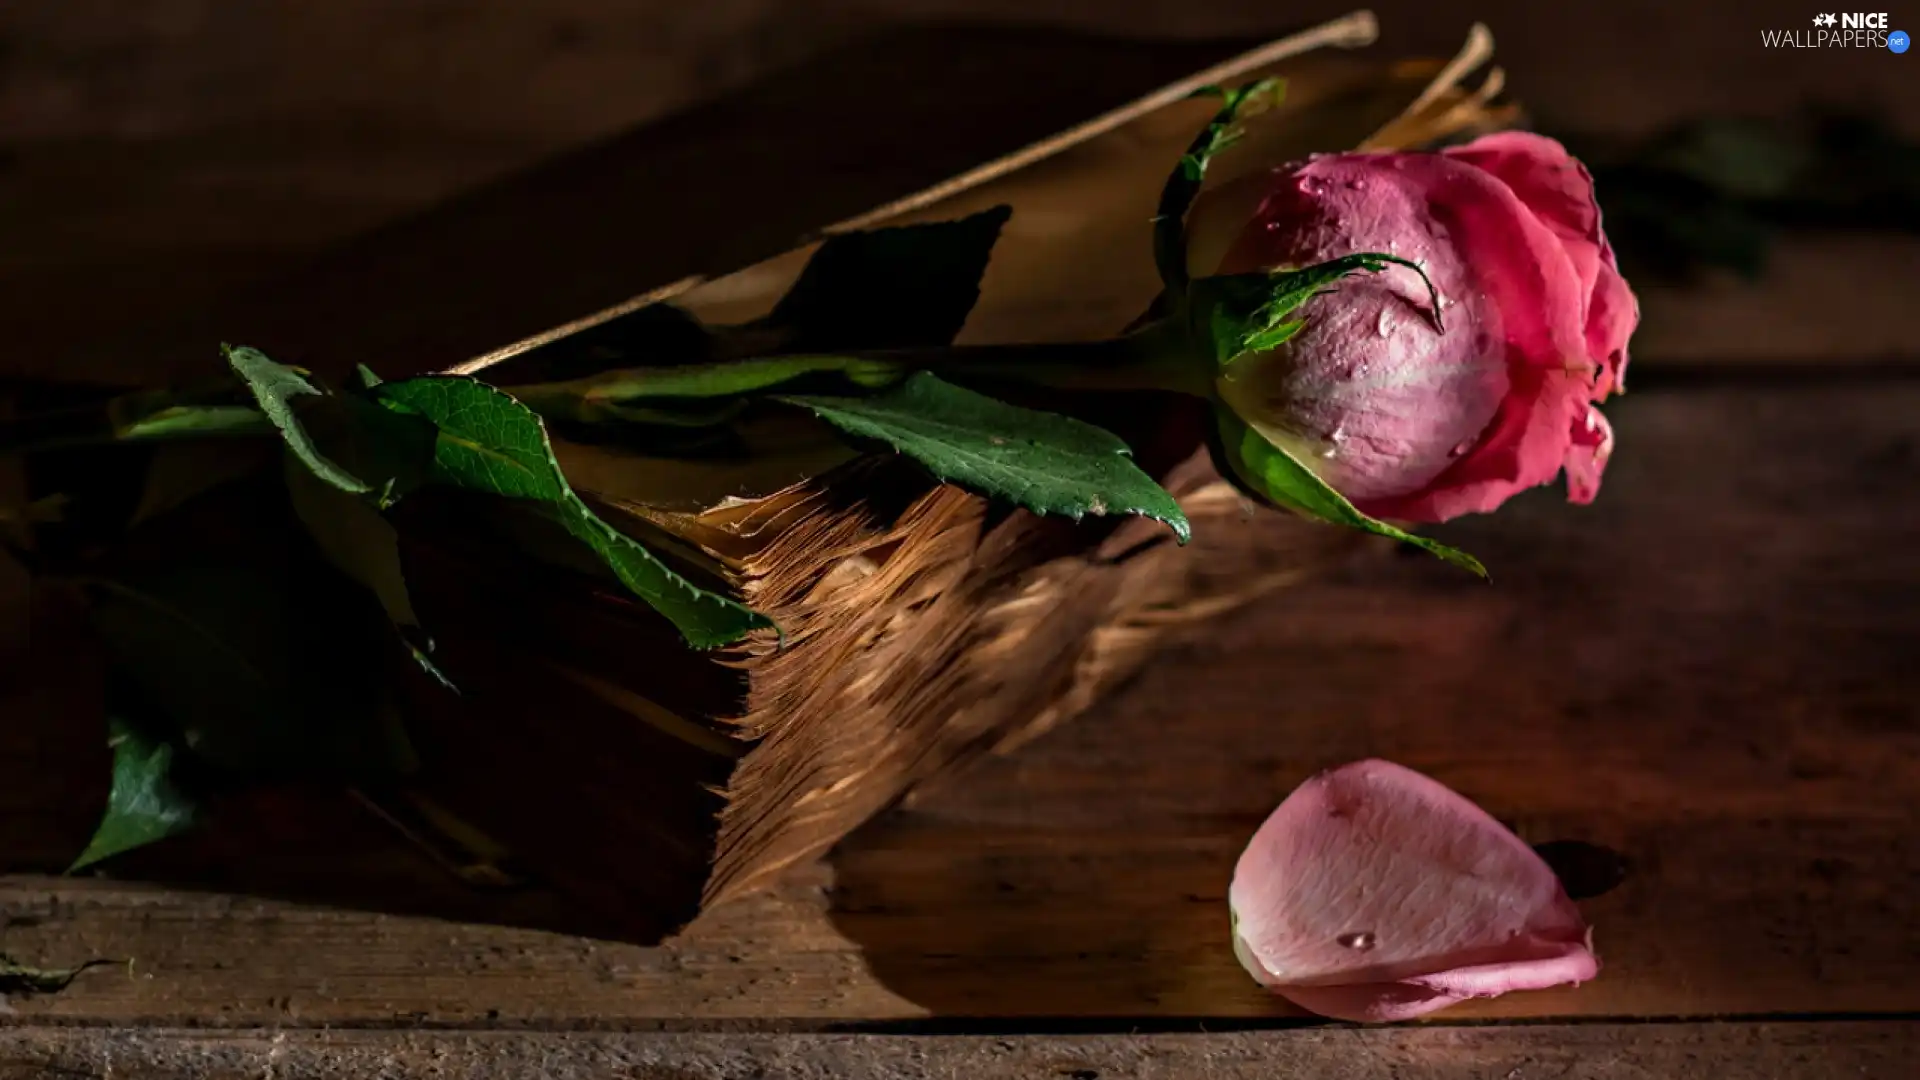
[{"x1": 27, "y1": 13, "x2": 1513, "y2": 940}]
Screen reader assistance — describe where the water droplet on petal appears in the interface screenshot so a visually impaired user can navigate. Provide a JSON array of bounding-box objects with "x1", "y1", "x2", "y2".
[
  {"x1": 1450, "y1": 439, "x2": 1476, "y2": 458},
  {"x1": 1387, "y1": 239, "x2": 1399, "y2": 252},
  {"x1": 1319, "y1": 445, "x2": 1338, "y2": 459},
  {"x1": 1376, "y1": 309, "x2": 1393, "y2": 337},
  {"x1": 1336, "y1": 931, "x2": 1377, "y2": 951}
]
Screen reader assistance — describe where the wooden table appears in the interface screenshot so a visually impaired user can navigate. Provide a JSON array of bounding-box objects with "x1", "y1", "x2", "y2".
[{"x1": 3, "y1": 19, "x2": 1917, "y2": 1079}]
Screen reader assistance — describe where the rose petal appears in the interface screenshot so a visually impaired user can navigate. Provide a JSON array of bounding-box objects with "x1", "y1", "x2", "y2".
[
  {"x1": 1356, "y1": 366, "x2": 1592, "y2": 523},
  {"x1": 1230, "y1": 759, "x2": 1598, "y2": 1022},
  {"x1": 1444, "y1": 133, "x2": 1603, "y2": 255},
  {"x1": 1445, "y1": 132, "x2": 1638, "y2": 397},
  {"x1": 1584, "y1": 261, "x2": 1638, "y2": 398},
  {"x1": 1562, "y1": 404, "x2": 1614, "y2": 505}
]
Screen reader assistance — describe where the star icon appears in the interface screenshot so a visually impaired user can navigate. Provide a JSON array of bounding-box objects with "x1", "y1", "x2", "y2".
[{"x1": 1815, "y1": 13, "x2": 1838, "y2": 26}]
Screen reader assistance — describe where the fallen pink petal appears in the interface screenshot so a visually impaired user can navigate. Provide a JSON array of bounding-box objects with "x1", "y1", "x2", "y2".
[{"x1": 1229, "y1": 759, "x2": 1599, "y2": 1022}]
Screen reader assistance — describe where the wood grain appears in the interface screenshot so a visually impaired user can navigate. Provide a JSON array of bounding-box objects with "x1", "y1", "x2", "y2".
[
  {"x1": 2, "y1": 378, "x2": 1914, "y2": 1025},
  {"x1": 1, "y1": 1023, "x2": 1913, "y2": 1080}
]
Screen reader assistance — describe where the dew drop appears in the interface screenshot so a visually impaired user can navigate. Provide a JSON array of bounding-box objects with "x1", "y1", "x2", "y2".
[
  {"x1": 1376, "y1": 309, "x2": 1393, "y2": 337},
  {"x1": 1336, "y1": 931, "x2": 1377, "y2": 951},
  {"x1": 1387, "y1": 239, "x2": 1399, "y2": 252},
  {"x1": 1449, "y1": 439, "x2": 1476, "y2": 458},
  {"x1": 1319, "y1": 445, "x2": 1338, "y2": 459}
]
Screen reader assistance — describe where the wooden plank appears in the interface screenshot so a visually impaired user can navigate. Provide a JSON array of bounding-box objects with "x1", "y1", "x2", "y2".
[
  {"x1": 2, "y1": 377, "x2": 1914, "y2": 1024},
  {"x1": 0, "y1": 1022, "x2": 1912, "y2": 1080}
]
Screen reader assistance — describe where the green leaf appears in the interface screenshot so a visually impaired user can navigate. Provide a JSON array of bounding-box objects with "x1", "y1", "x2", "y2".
[
  {"x1": 0, "y1": 391, "x2": 267, "y2": 457},
  {"x1": 373, "y1": 376, "x2": 771, "y2": 649},
  {"x1": 115, "y1": 405, "x2": 271, "y2": 442},
  {"x1": 0, "y1": 954, "x2": 120, "y2": 995},
  {"x1": 771, "y1": 206, "x2": 1013, "y2": 350},
  {"x1": 1153, "y1": 79, "x2": 1285, "y2": 290},
  {"x1": 508, "y1": 353, "x2": 907, "y2": 426},
  {"x1": 1195, "y1": 253, "x2": 1442, "y2": 372},
  {"x1": 224, "y1": 344, "x2": 370, "y2": 494},
  {"x1": 300, "y1": 393, "x2": 439, "y2": 509},
  {"x1": 70, "y1": 716, "x2": 200, "y2": 871},
  {"x1": 1213, "y1": 411, "x2": 1485, "y2": 576},
  {"x1": 222, "y1": 348, "x2": 446, "y2": 679},
  {"x1": 780, "y1": 372, "x2": 1189, "y2": 541}
]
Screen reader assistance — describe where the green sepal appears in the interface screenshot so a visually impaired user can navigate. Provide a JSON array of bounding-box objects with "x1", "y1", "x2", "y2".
[
  {"x1": 1192, "y1": 253, "x2": 1443, "y2": 373},
  {"x1": 1153, "y1": 79, "x2": 1286, "y2": 290},
  {"x1": 1212, "y1": 410, "x2": 1486, "y2": 577}
]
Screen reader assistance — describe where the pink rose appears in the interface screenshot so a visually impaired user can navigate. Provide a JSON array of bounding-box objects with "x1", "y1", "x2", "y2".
[
  {"x1": 1187, "y1": 133, "x2": 1639, "y2": 523},
  {"x1": 1230, "y1": 759, "x2": 1600, "y2": 1022}
]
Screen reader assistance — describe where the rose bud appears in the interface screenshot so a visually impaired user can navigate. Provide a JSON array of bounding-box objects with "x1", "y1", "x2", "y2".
[
  {"x1": 1185, "y1": 133, "x2": 1638, "y2": 523},
  {"x1": 1230, "y1": 759, "x2": 1600, "y2": 1022}
]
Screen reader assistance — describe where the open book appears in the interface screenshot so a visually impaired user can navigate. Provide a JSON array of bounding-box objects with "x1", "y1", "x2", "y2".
[{"x1": 370, "y1": 12, "x2": 1514, "y2": 938}]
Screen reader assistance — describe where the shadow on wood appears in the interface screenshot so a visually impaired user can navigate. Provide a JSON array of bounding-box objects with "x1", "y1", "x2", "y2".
[{"x1": 820, "y1": 380, "x2": 1920, "y2": 1019}]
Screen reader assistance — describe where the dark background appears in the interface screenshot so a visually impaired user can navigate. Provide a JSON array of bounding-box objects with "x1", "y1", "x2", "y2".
[{"x1": 3, "y1": 0, "x2": 1916, "y2": 387}]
